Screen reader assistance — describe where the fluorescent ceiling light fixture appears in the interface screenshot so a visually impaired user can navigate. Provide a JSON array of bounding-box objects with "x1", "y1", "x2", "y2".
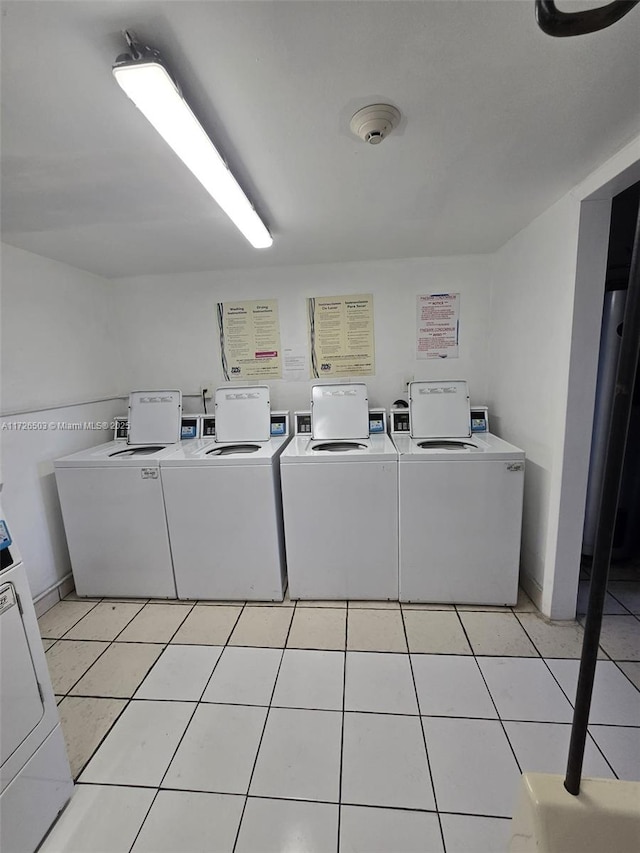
[{"x1": 112, "y1": 34, "x2": 272, "y2": 249}]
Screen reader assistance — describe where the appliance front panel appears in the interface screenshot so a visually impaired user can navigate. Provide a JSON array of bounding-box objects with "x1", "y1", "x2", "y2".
[
  {"x1": 399, "y1": 459, "x2": 523, "y2": 604},
  {"x1": 281, "y1": 459, "x2": 398, "y2": 600},
  {"x1": 55, "y1": 467, "x2": 177, "y2": 598},
  {"x1": 162, "y1": 464, "x2": 285, "y2": 601},
  {"x1": 0, "y1": 582, "x2": 45, "y2": 767}
]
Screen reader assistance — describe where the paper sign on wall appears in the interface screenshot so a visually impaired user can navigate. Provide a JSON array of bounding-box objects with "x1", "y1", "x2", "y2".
[
  {"x1": 282, "y1": 348, "x2": 308, "y2": 382},
  {"x1": 308, "y1": 294, "x2": 375, "y2": 378},
  {"x1": 417, "y1": 293, "x2": 460, "y2": 359},
  {"x1": 217, "y1": 300, "x2": 282, "y2": 380}
]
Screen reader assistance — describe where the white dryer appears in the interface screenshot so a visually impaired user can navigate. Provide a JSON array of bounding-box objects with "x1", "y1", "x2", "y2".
[
  {"x1": 54, "y1": 391, "x2": 182, "y2": 598},
  {"x1": 160, "y1": 387, "x2": 291, "y2": 601},
  {"x1": 0, "y1": 499, "x2": 73, "y2": 853},
  {"x1": 280, "y1": 384, "x2": 399, "y2": 600},
  {"x1": 392, "y1": 381, "x2": 525, "y2": 605}
]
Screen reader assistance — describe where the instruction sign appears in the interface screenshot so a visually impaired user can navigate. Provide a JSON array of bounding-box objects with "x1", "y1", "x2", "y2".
[
  {"x1": 417, "y1": 293, "x2": 460, "y2": 359},
  {"x1": 308, "y1": 294, "x2": 375, "y2": 378},
  {"x1": 217, "y1": 300, "x2": 282, "y2": 380}
]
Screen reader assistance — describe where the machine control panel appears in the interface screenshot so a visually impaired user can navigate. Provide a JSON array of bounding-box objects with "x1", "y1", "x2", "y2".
[
  {"x1": 470, "y1": 406, "x2": 489, "y2": 433},
  {"x1": 114, "y1": 416, "x2": 129, "y2": 440},
  {"x1": 295, "y1": 412, "x2": 312, "y2": 435},
  {"x1": 201, "y1": 416, "x2": 216, "y2": 438},
  {"x1": 0, "y1": 520, "x2": 12, "y2": 551},
  {"x1": 296, "y1": 409, "x2": 385, "y2": 436},
  {"x1": 199, "y1": 412, "x2": 288, "y2": 439},
  {"x1": 390, "y1": 405, "x2": 489, "y2": 434},
  {"x1": 114, "y1": 414, "x2": 201, "y2": 440},
  {"x1": 181, "y1": 417, "x2": 199, "y2": 440},
  {"x1": 390, "y1": 409, "x2": 411, "y2": 434},
  {"x1": 270, "y1": 411, "x2": 290, "y2": 437},
  {"x1": 369, "y1": 409, "x2": 387, "y2": 434},
  {"x1": 0, "y1": 519, "x2": 14, "y2": 571}
]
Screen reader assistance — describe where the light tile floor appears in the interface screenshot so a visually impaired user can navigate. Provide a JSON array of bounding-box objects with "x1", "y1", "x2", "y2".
[{"x1": 38, "y1": 586, "x2": 639, "y2": 853}]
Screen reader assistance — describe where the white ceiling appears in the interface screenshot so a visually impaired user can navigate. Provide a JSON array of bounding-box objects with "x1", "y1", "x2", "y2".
[{"x1": 1, "y1": 1, "x2": 639, "y2": 279}]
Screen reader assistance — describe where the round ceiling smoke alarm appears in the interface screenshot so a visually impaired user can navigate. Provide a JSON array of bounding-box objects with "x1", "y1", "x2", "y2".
[{"x1": 349, "y1": 103, "x2": 401, "y2": 145}]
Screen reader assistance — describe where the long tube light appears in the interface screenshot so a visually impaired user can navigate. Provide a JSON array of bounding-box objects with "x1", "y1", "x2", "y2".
[{"x1": 113, "y1": 40, "x2": 272, "y2": 249}]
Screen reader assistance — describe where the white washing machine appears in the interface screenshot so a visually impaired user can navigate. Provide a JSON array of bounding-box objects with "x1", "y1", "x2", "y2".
[
  {"x1": 54, "y1": 391, "x2": 182, "y2": 598},
  {"x1": 391, "y1": 380, "x2": 525, "y2": 605},
  {"x1": 0, "y1": 497, "x2": 73, "y2": 853},
  {"x1": 160, "y1": 387, "x2": 291, "y2": 601},
  {"x1": 280, "y1": 384, "x2": 399, "y2": 600}
]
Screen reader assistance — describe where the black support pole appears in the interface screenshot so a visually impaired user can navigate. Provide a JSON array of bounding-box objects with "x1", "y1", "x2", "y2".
[{"x1": 564, "y1": 202, "x2": 640, "y2": 795}]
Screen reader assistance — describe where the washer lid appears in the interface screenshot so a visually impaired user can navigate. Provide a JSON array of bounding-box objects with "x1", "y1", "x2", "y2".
[
  {"x1": 214, "y1": 386, "x2": 271, "y2": 442},
  {"x1": 409, "y1": 381, "x2": 471, "y2": 438},
  {"x1": 128, "y1": 390, "x2": 182, "y2": 445},
  {"x1": 311, "y1": 383, "x2": 369, "y2": 440}
]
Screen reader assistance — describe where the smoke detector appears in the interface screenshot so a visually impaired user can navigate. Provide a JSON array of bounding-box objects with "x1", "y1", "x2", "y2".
[{"x1": 349, "y1": 103, "x2": 401, "y2": 145}]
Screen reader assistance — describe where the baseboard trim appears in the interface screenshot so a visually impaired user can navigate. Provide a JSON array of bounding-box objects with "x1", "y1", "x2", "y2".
[{"x1": 33, "y1": 573, "x2": 75, "y2": 617}]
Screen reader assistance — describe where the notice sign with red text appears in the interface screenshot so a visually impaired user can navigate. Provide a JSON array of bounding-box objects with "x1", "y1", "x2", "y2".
[
  {"x1": 217, "y1": 299, "x2": 282, "y2": 380},
  {"x1": 417, "y1": 293, "x2": 460, "y2": 359}
]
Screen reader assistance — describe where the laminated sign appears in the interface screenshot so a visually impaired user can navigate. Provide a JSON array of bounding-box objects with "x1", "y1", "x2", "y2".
[
  {"x1": 308, "y1": 294, "x2": 375, "y2": 378},
  {"x1": 417, "y1": 293, "x2": 460, "y2": 359},
  {"x1": 217, "y1": 300, "x2": 282, "y2": 380}
]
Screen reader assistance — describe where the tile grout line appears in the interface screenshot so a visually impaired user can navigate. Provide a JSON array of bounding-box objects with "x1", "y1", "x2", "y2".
[
  {"x1": 51, "y1": 599, "x2": 150, "y2": 710},
  {"x1": 508, "y1": 632, "x2": 622, "y2": 781},
  {"x1": 399, "y1": 605, "x2": 447, "y2": 853},
  {"x1": 600, "y1": 582, "x2": 636, "y2": 617},
  {"x1": 511, "y1": 609, "x2": 606, "y2": 664},
  {"x1": 58, "y1": 600, "x2": 197, "y2": 704},
  {"x1": 50, "y1": 690, "x2": 640, "y2": 726},
  {"x1": 510, "y1": 607, "x2": 631, "y2": 778},
  {"x1": 39, "y1": 596, "x2": 103, "y2": 640},
  {"x1": 470, "y1": 612, "x2": 624, "y2": 778},
  {"x1": 335, "y1": 598, "x2": 349, "y2": 853},
  {"x1": 230, "y1": 607, "x2": 295, "y2": 853},
  {"x1": 454, "y1": 609, "x2": 523, "y2": 777},
  {"x1": 70, "y1": 600, "x2": 199, "y2": 782},
  {"x1": 611, "y1": 659, "x2": 640, "y2": 692},
  {"x1": 533, "y1": 649, "x2": 623, "y2": 781},
  {"x1": 126, "y1": 602, "x2": 248, "y2": 853},
  {"x1": 73, "y1": 779, "x2": 518, "y2": 821}
]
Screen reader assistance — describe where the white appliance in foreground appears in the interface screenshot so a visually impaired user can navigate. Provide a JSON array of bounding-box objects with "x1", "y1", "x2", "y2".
[
  {"x1": 0, "y1": 497, "x2": 73, "y2": 853},
  {"x1": 54, "y1": 391, "x2": 182, "y2": 598},
  {"x1": 392, "y1": 381, "x2": 525, "y2": 605},
  {"x1": 160, "y1": 387, "x2": 291, "y2": 601},
  {"x1": 280, "y1": 384, "x2": 399, "y2": 600}
]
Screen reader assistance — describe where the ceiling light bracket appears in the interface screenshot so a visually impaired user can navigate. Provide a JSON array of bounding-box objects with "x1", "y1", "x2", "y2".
[
  {"x1": 114, "y1": 30, "x2": 179, "y2": 89},
  {"x1": 120, "y1": 29, "x2": 157, "y2": 63}
]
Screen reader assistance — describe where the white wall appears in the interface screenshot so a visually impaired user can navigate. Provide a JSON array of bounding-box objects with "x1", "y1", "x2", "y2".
[
  {"x1": 487, "y1": 135, "x2": 639, "y2": 619},
  {"x1": 1, "y1": 244, "x2": 124, "y2": 597},
  {"x1": 549, "y1": 199, "x2": 611, "y2": 618},
  {"x1": 487, "y1": 195, "x2": 581, "y2": 616},
  {"x1": 111, "y1": 255, "x2": 494, "y2": 414}
]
